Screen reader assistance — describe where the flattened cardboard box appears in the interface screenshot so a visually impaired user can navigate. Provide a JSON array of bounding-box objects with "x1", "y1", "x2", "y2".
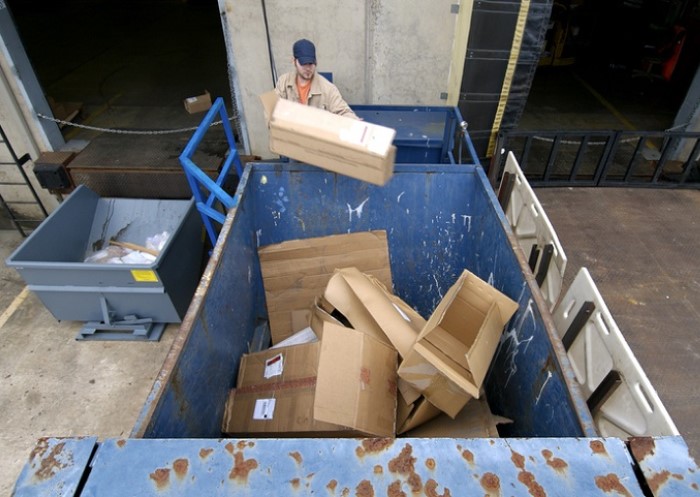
[
  {"x1": 398, "y1": 269, "x2": 518, "y2": 418},
  {"x1": 223, "y1": 323, "x2": 398, "y2": 437},
  {"x1": 258, "y1": 231, "x2": 392, "y2": 344},
  {"x1": 260, "y1": 91, "x2": 396, "y2": 186}
]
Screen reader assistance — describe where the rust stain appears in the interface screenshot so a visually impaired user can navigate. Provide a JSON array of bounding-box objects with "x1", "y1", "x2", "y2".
[
  {"x1": 518, "y1": 471, "x2": 547, "y2": 497},
  {"x1": 291, "y1": 477, "x2": 301, "y2": 489},
  {"x1": 362, "y1": 438, "x2": 394, "y2": 454},
  {"x1": 34, "y1": 441, "x2": 70, "y2": 481},
  {"x1": 225, "y1": 442, "x2": 235, "y2": 455},
  {"x1": 173, "y1": 458, "x2": 189, "y2": 479},
  {"x1": 116, "y1": 439, "x2": 126, "y2": 448},
  {"x1": 229, "y1": 451, "x2": 259, "y2": 481},
  {"x1": 374, "y1": 465, "x2": 383, "y2": 474},
  {"x1": 481, "y1": 472, "x2": 501, "y2": 494},
  {"x1": 237, "y1": 440, "x2": 248, "y2": 450},
  {"x1": 594, "y1": 474, "x2": 633, "y2": 497},
  {"x1": 462, "y1": 449, "x2": 475, "y2": 465},
  {"x1": 425, "y1": 479, "x2": 452, "y2": 497},
  {"x1": 629, "y1": 437, "x2": 656, "y2": 462},
  {"x1": 356, "y1": 479, "x2": 375, "y2": 497},
  {"x1": 289, "y1": 451, "x2": 303, "y2": 464},
  {"x1": 200, "y1": 448, "x2": 214, "y2": 459},
  {"x1": 426, "y1": 458, "x2": 436, "y2": 470},
  {"x1": 647, "y1": 470, "x2": 673, "y2": 493},
  {"x1": 692, "y1": 482, "x2": 698, "y2": 490},
  {"x1": 541, "y1": 449, "x2": 568, "y2": 472},
  {"x1": 29, "y1": 438, "x2": 50, "y2": 463},
  {"x1": 388, "y1": 444, "x2": 416, "y2": 474},
  {"x1": 387, "y1": 480, "x2": 406, "y2": 497},
  {"x1": 590, "y1": 440, "x2": 608, "y2": 456},
  {"x1": 360, "y1": 367, "x2": 371, "y2": 386},
  {"x1": 307, "y1": 472, "x2": 316, "y2": 480},
  {"x1": 149, "y1": 468, "x2": 170, "y2": 489},
  {"x1": 327, "y1": 479, "x2": 338, "y2": 493},
  {"x1": 407, "y1": 472, "x2": 423, "y2": 493},
  {"x1": 357, "y1": 447, "x2": 366, "y2": 458},
  {"x1": 489, "y1": 440, "x2": 495, "y2": 445},
  {"x1": 342, "y1": 487, "x2": 350, "y2": 496},
  {"x1": 511, "y1": 450, "x2": 526, "y2": 470}
]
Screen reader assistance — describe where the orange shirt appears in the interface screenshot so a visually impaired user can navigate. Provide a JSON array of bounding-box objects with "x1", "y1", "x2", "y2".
[{"x1": 296, "y1": 79, "x2": 311, "y2": 105}]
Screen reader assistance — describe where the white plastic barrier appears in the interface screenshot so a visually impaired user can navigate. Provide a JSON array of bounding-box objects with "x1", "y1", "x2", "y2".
[
  {"x1": 498, "y1": 152, "x2": 567, "y2": 310},
  {"x1": 552, "y1": 267, "x2": 679, "y2": 438}
]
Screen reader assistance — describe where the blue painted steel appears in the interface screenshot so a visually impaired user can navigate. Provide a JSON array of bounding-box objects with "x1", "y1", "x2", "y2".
[
  {"x1": 179, "y1": 97, "x2": 243, "y2": 246},
  {"x1": 77, "y1": 437, "x2": 644, "y2": 496},
  {"x1": 13, "y1": 437, "x2": 97, "y2": 497},
  {"x1": 630, "y1": 436, "x2": 700, "y2": 496},
  {"x1": 132, "y1": 163, "x2": 595, "y2": 440}
]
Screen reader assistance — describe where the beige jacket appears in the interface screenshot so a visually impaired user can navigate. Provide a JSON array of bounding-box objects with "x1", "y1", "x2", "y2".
[{"x1": 275, "y1": 72, "x2": 358, "y2": 119}]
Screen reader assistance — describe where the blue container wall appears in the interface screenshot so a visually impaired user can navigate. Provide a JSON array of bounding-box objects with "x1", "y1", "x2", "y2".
[{"x1": 134, "y1": 163, "x2": 594, "y2": 439}]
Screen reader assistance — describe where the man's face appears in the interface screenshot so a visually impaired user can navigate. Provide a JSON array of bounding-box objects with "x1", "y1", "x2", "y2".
[{"x1": 295, "y1": 59, "x2": 316, "y2": 81}]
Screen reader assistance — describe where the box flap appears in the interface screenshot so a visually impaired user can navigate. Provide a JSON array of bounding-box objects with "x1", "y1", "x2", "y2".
[
  {"x1": 397, "y1": 345, "x2": 472, "y2": 418},
  {"x1": 324, "y1": 267, "x2": 424, "y2": 357},
  {"x1": 314, "y1": 323, "x2": 397, "y2": 437},
  {"x1": 397, "y1": 395, "x2": 442, "y2": 434},
  {"x1": 259, "y1": 90, "x2": 278, "y2": 124},
  {"x1": 259, "y1": 231, "x2": 392, "y2": 343}
]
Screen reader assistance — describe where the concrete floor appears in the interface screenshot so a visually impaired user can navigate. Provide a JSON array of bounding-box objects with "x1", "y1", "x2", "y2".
[
  {"x1": 2, "y1": 0, "x2": 699, "y2": 493},
  {"x1": 0, "y1": 230, "x2": 177, "y2": 495}
]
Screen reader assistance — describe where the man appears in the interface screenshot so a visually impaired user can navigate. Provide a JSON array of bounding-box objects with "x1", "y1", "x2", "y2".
[{"x1": 275, "y1": 39, "x2": 359, "y2": 119}]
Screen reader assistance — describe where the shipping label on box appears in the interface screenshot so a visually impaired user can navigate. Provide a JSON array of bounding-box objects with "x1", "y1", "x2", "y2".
[
  {"x1": 258, "y1": 231, "x2": 392, "y2": 344},
  {"x1": 260, "y1": 91, "x2": 396, "y2": 185}
]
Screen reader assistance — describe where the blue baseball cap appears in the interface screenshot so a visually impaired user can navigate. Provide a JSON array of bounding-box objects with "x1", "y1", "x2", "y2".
[{"x1": 293, "y1": 39, "x2": 317, "y2": 65}]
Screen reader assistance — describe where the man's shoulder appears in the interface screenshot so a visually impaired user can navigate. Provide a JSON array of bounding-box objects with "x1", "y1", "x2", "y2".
[{"x1": 276, "y1": 71, "x2": 296, "y2": 87}]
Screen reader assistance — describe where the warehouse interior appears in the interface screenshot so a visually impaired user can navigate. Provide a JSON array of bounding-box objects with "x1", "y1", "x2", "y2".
[{"x1": 1, "y1": 0, "x2": 700, "y2": 493}]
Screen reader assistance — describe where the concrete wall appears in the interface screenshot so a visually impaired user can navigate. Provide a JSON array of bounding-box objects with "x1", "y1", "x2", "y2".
[{"x1": 220, "y1": 0, "x2": 460, "y2": 158}]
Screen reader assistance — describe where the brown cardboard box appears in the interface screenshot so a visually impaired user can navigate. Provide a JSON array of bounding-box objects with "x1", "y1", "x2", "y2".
[
  {"x1": 222, "y1": 322, "x2": 398, "y2": 437},
  {"x1": 260, "y1": 91, "x2": 396, "y2": 186},
  {"x1": 323, "y1": 267, "x2": 425, "y2": 357},
  {"x1": 258, "y1": 231, "x2": 392, "y2": 344},
  {"x1": 396, "y1": 395, "x2": 442, "y2": 435},
  {"x1": 398, "y1": 269, "x2": 519, "y2": 418},
  {"x1": 183, "y1": 91, "x2": 212, "y2": 114},
  {"x1": 403, "y1": 396, "x2": 512, "y2": 438}
]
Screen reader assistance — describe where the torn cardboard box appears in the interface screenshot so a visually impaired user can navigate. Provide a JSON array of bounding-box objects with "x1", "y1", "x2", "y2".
[
  {"x1": 323, "y1": 267, "x2": 425, "y2": 357},
  {"x1": 258, "y1": 231, "x2": 392, "y2": 344},
  {"x1": 398, "y1": 269, "x2": 518, "y2": 418},
  {"x1": 403, "y1": 396, "x2": 512, "y2": 438},
  {"x1": 260, "y1": 91, "x2": 396, "y2": 185},
  {"x1": 184, "y1": 91, "x2": 212, "y2": 114},
  {"x1": 223, "y1": 322, "x2": 397, "y2": 437}
]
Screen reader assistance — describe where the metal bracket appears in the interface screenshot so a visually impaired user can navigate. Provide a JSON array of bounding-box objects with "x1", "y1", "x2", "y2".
[{"x1": 76, "y1": 296, "x2": 166, "y2": 341}]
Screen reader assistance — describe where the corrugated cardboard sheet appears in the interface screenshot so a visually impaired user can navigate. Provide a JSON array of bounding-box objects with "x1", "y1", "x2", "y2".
[{"x1": 259, "y1": 231, "x2": 392, "y2": 344}]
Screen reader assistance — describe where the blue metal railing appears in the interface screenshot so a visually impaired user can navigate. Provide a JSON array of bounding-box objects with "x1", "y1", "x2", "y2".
[{"x1": 179, "y1": 97, "x2": 243, "y2": 246}]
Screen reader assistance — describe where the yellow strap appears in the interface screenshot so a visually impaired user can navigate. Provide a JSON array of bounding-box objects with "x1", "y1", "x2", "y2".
[{"x1": 487, "y1": 0, "x2": 531, "y2": 156}]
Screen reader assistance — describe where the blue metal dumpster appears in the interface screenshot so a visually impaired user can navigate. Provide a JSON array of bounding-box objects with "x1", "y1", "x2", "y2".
[{"x1": 132, "y1": 162, "x2": 594, "y2": 440}]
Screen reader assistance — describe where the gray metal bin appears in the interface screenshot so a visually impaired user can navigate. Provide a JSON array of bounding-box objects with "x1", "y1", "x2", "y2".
[{"x1": 5, "y1": 185, "x2": 204, "y2": 340}]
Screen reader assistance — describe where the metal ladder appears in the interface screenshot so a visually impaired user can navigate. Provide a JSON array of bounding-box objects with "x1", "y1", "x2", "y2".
[{"x1": 0, "y1": 124, "x2": 48, "y2": 236}]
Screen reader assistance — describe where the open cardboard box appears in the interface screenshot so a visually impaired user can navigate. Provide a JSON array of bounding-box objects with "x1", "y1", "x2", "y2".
[
  {"x1": 398, "y1": 269, "x2": 519, "y2": 418},
  {"x1": 223, "y1": 322, "x2": 397, "y2": 438},
  {"x1": 260, "y1": 91, "x2": 396, "y2": 185}
]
